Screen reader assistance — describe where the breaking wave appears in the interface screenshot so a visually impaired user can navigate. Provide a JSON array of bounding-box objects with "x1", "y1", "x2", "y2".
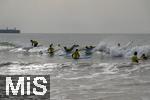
[
  {"x1": 95, "y1": 41, "x2": 150, "y2": 58},
  {"x1": 1, "y1": 41, "x2": 150, "y2": 60}
]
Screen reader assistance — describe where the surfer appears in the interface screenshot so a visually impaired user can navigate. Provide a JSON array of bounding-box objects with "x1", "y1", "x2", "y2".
[
  {"x1": 140, "y1": 53, "x2": 148, "y2": 60},
  {"x1": 85, "y1": 46, "x2": 95, "y2": 55},
  {"x1": 64, "y1": 45, "x2": 79, "y2": 54},
  {"x1": 30, "y1": 40, "x2": 38, "y2": 47},
  {"x1": 48, "y1": 44, "x2": 54, "y2": 55},
  {"x1": 72, "y1": 49, "x2": 80, "y2": 59},
  {"x1": 131, "y1": 51, "x2": 139, "y2": 63},
  {"x1": 117, "y1": 43, "x2": 121, "y2": 47}
]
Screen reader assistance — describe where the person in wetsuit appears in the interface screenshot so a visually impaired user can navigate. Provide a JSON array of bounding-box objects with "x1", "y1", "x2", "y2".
[
  {"x1": 85, "y1": 46, "x2": 95, "y2": 55},
  {"x1": 117, "y1": 43, "x2": 121, "y2": 47},
  {"x1": 30, "y1": 40, "x2": 38, "y2": 47},
  {"x1": 140, "y1": 53, "x2": 148, "y2": 60},
  {"x1": 48, "y1": 44, "x2": 55, "y2": 55},
  {"x1": 131, "y1": 51, "x2": 139, "y2": 63},
  {"x1": 64, "y1": 45, "x2": 79, "y2": 54},
  {"x1": 72, "y1": 49, "x2": 80, "y2": 59}
]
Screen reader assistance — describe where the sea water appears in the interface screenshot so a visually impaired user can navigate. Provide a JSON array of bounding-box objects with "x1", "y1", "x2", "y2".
[{"x1": 0, "y1": 33, "x2": 150, "y2": 100}]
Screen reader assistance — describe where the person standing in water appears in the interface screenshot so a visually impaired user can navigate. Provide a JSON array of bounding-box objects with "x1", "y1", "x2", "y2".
[
  {"x1": 48, "y1": 44, "x2": 55, "y2": 55},
  {"x1": 30, "y1": 40, "x2": 38, "y2": 47},
  {"x1": 72, "y1": 49, "x2": 80, "y2": 59},
  {"x1": 131, "y1": 51, "x2": 139, "y2": 63}
]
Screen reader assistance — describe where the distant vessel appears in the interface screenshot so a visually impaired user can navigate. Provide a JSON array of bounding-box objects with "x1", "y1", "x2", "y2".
[{"x1": 0, "y1": 27, "x2": 20, "y2": 33}]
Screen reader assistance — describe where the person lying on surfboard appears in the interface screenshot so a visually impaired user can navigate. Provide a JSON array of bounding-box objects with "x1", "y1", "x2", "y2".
[
  {"x1": 85, "y1": 46, "x2": 95, "y2": 55},
  {"x1": 64, "y1": 45, "x2": 79, "y2": 54},
  {"x1": 140, "y1": 53, "x2": 148, "y2": 61}
]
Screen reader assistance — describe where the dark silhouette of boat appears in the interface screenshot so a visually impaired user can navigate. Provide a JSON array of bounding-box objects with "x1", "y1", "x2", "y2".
[{"x1": 0, "y1": 27, "x2": 20, "y2": 33}]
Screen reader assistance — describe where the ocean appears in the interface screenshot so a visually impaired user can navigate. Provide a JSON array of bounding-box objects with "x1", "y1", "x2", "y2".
[{"x1": 0, "y1": 33, "x2": 150, "y2": 100}]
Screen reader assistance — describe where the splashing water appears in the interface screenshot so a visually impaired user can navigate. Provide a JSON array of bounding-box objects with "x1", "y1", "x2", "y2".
[{"x1": 0, "y1": 34, "x2": 150, "y2": 100}]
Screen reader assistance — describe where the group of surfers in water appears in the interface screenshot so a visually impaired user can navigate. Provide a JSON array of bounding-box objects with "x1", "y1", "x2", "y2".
[
  {"x1": 30, "y1": 40, "x2": 95, "y2": 59},
  {"x1": 30, "y1": 40, "x2": 148, "y2": 63}
]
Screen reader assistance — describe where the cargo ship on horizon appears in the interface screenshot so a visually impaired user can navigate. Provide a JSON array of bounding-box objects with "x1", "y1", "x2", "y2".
[{"x1": 0, "y1": 27, "x2": 20, "y2": 33}]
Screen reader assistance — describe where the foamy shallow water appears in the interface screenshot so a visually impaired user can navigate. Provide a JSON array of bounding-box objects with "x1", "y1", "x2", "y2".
[
  {"x1": 0, "y1": 33, "x2": 150, "y2": 100},
  {"x1": 50, "y1": 62, "x2": 150, "y2": 100},
  {"x1": 0, "y1": 60, "x2": 150, "y2": 100}
]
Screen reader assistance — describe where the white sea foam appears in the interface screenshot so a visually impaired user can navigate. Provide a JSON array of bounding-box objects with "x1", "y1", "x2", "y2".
[
  {"x1": 95, "y1": 41, "x2": 150, "y2": 58},
  {"x1": 28, "y1": 46, "x2": 48, "y2": 53},
  {"x1": 0, "y1": 45, "x2": 14, "y2": 50}
]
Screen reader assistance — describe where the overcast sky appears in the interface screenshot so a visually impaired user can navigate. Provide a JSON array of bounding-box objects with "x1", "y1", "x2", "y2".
[{"x1": 0, "y1": 0, "x2": 150, "y2": 33}]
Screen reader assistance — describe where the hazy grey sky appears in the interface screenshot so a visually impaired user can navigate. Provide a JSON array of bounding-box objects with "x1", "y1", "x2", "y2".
[{"x1": 0, "y1": 0, "x2": 150, "y2": 33}]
